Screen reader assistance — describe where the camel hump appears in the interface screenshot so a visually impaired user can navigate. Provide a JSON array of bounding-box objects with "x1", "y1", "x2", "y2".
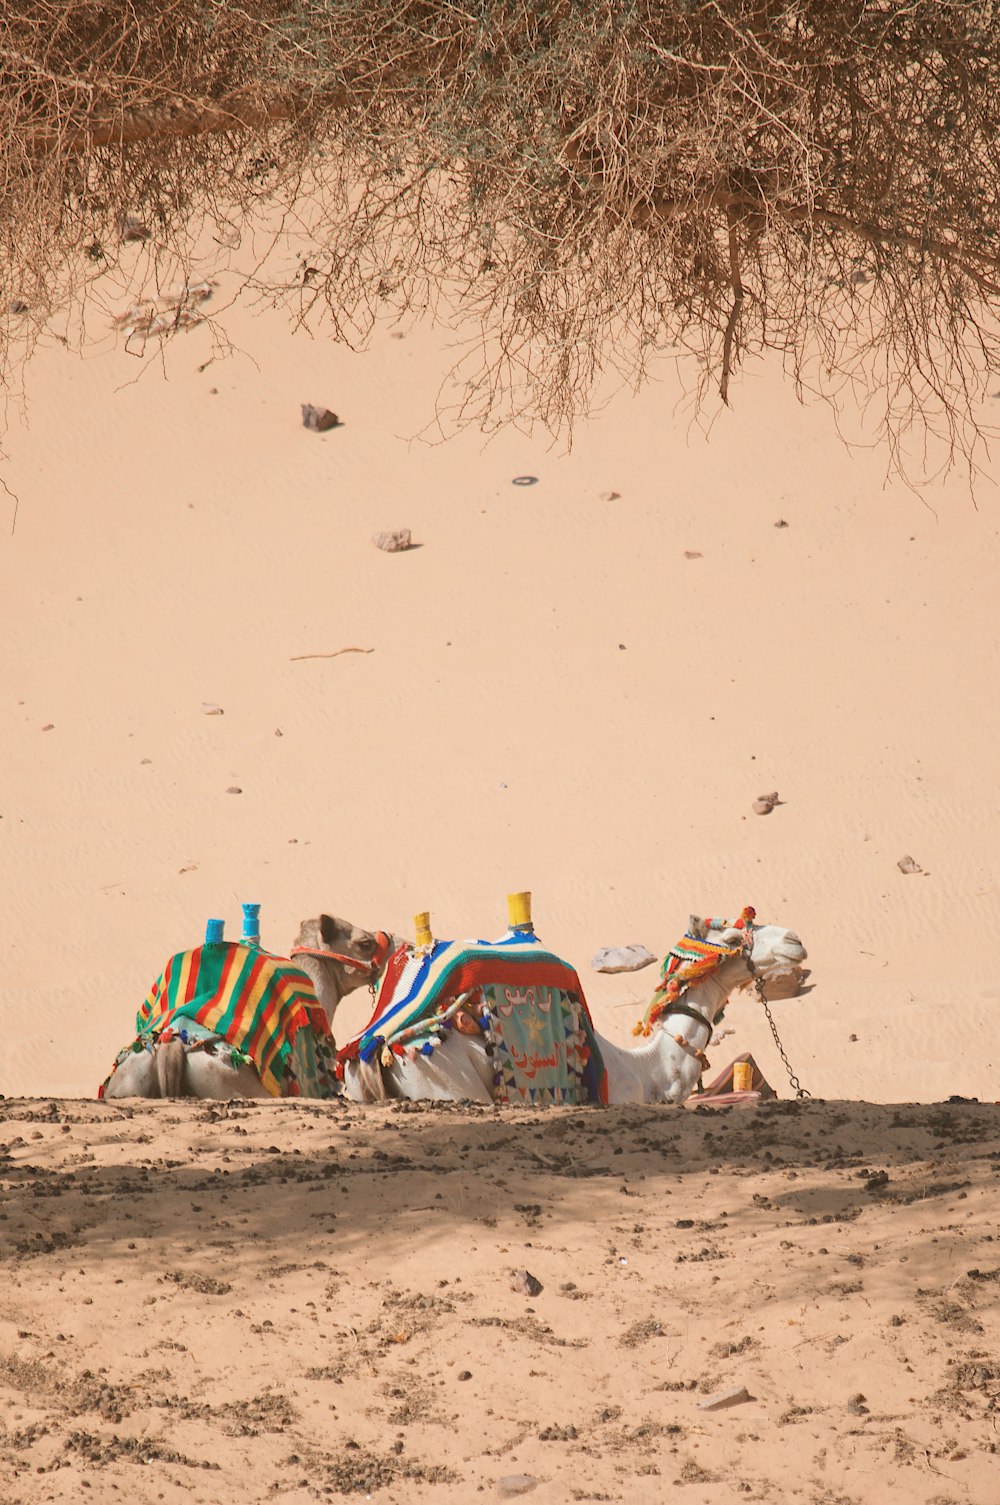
[{"x1": 155, "y1": 1038, "x2": 186, "y2": 1098}]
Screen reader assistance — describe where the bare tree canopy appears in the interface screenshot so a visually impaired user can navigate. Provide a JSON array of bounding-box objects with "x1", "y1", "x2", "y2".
[{"x1": 4, "y1": 1, "x2": 1000, "y2": 475}]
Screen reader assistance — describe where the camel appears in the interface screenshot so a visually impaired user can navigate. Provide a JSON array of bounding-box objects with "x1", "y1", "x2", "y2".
[
  {"x1": 103, "y1": 913, "x2": 393, "y2": 1100},
  {"x1": 341, "y1": 915, "x2": 807, "y2": 1106}
]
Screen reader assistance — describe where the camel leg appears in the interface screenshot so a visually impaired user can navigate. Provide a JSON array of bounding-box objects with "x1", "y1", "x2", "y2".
[
  {"x1": 103, "y1": 1049, "x2": 159, "y2": 1098},
  {"x1": 345, "y1": 1037, "x2": 494, "y2": 1103},
  {"x1": 155, "y1": 1039, "x2": 186, "y2": 1098},
  {"x1": 182, "y1": 1050, "x2": 272, "y2": 1099}
]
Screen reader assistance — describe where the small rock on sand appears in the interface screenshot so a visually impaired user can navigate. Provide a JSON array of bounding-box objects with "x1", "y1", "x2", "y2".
[
  {"x1": 698, "y1": 1384, "x2": 752, "y2": 1412},
  {"x1": 496, "y1": 1477, "x2": 538, "y2": 1498},
  {"x1": 202, "y1": 703, "x2": 224, "y2": 715},
  {"x1": 510, "y1": 1269, "x2": 543, "y2": 1297},
  {"x1": 373, "y1": 529, "x2": 413, "y2": 552},
  {"x1": 300, "y1": 404, "x2": 340, "y2": 432},
  {"x1": 226, "y1": 786, "x2": 243, "y2": 795},
  {"x1": 591, "y1": 945, "x2": 657, "y2": 974},
  {"x1": 897, "y1": 854, "x2": 925, "y2": 875},
  {"x1": 599, "y1": 490, "x2": 621, "y2": 501},
  {"x1": 753, "y1": 791, "x2": 780, "y2": 815},
  {"x1": 683, "y1": 550, "x2": 703, "y2": 559}
]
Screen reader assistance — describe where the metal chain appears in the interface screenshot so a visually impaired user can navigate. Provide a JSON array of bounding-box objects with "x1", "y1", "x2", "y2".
[{"x1": 749, "y1": 960, "x2": 811, "y2": 1100}]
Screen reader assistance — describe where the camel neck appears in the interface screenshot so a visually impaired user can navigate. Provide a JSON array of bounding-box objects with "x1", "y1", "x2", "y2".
[{"x1": 294, "y1": 954, "x2": 346, "y2": 1025}]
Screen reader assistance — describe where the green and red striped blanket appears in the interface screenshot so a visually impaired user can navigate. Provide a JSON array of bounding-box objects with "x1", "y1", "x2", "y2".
[{"x1": 100, "y1": 941, "x2": 336, "y2": 1098}]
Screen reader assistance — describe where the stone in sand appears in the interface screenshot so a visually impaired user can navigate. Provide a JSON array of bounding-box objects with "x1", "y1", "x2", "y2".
[
  {"x1": 590, "y1": 944, "x2": 657, "y2": 974},
  {"x1": 510, "y1": 1269, "x2": 543, "y2": 1297},
  {"x1": 897, "y1": 854, "x2": 924, "y2": 875},
  {"x1": 496, "y1": 1478, "x2": 538, "y2": 1498},
  {"x1": 753, "y1": 790, "x2": 780, "y2": 814},
  {"x1": 698, "y1": 1384, "x2": 752, "y2": 1411},
  {"x1": 373, "y1": 529, "x2": 413, "y2": 552},
  {"x1": 301, "y1": 404, "x2": 340, "y2": 431}
]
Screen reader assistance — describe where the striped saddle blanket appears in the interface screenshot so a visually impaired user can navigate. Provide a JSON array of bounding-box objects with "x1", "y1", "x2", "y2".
[
  {"x1": 99, "y1": 941, "x2": 338, "y2": 1098},
  {"x1": 338, "y1": 931, "x2": 608, "y2": 1106}
]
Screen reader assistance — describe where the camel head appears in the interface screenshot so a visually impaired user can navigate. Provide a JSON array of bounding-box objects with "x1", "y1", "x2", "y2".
[
  {"x1": 291, "y1": 913, "x2": 394, "y2": 1026},
  {"x1": 699, "y1": 917, "x2": 808, "y2": 991}
]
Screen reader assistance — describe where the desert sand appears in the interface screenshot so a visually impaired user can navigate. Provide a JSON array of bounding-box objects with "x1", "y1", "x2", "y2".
[
  {"x1": 2, "y1": 1095, "x2": 999, "y2": 1505},
  {"x1": 2, "y1": 232, "x2": 1000, "y2": 1501}
]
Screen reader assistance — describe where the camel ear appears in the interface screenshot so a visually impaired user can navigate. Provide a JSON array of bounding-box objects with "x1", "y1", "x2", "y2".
[
  {"x1": 319, "y1": 913, "x2": 340, "y2": 946},
  {"x1": 688, "y1": 915, "x2": 709, "y2": 940}
]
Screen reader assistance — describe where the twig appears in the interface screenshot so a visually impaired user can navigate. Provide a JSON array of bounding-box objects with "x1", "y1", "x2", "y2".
[
  {"x1": 719, "y1": 214, "x2": 745, "y2": 407},
  {"x1": 289, "y1": 647, "x2": 375, "y2": 660}
]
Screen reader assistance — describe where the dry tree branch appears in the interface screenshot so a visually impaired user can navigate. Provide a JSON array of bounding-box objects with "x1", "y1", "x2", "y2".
[
  {"x1": 3, "y1": 1, "x2": 1000, "y2": 483},
  {"x1": 719, "y1": 212, "x2": 745, "y2": 406}
]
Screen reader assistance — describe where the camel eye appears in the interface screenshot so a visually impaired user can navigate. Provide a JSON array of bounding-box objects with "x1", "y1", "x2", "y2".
[{"x1": 356, "y1": 937, "x2": 376, "y2": 954}]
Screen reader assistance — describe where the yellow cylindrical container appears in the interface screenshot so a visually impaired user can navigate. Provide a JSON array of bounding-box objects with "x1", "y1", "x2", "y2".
[
  {"x1": 507, "y1": 891, "x2": 533, "y2": 931},
  {"x1": 414, "y1": 911, "x2": 434, "y2": 948},
  {"x1": 733, "y1": 1061, "x2": 754, "y2": 1092}
]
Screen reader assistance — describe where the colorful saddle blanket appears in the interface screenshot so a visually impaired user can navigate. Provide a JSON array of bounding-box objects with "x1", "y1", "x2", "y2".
[
  {"x1": 99, "y1": 941, "x2": 338, "y2": 1098},
  {"x1": 338, "y1": 931, "x2": 608, "y2": 1106}
]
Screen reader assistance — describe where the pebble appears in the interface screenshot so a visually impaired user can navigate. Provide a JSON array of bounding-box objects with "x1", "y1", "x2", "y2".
[
  {"x1": 753, "y1": 791, "x2": 780, "y2": 815},
  {"x1": 226, "y1": 786, "x2": 243, "y2": 795},
  {"x1": 372, "y1": 529, "x2": 413, "y2": 552},
  {"x1": 496, "y1": 1477, "x2": 538, "y2": 1498},
  {"x1": 847, "y1": 1392, "x2": 869, "y2": 1415},
  {"x1": 698, "y1": 1385, "x2": 751, "y2": 1411},
  {"x1": 897, "y1": 854, "x2": 924, "y2": 875},
  {"x1": 774, "y1": 518, "x2": 790, "y2": 528},
  {"x1": 512, "y1": 475, "x2": 538, "y2": 486},
  {"x1": 9, "y1": 299, "x2": 29, "y2": 315},
  {"x1": 683, "y1": 550, "x2": 703, "y2": 559},
  {"x1": 458, "y1": 1370, "x2": 472, "y2": 1381},
  {"x1": 202, "y1": 703, "x2": 224, "y2": 715},
  {"x1": 590, "y1": 945, "x2": 657, "y2": 974},
  {"x1": 300, "y1": 404, "x2": 340, "y2": 431},
  {"x1": 599, "y1": 490, "x2": 621, "y2": 501},
  {"x1": 121, "y1": 216, "x2": 150, "y2": 242},
  {"x1": 510, "y1": 1269, "x2": 543, "y2": 1297}
]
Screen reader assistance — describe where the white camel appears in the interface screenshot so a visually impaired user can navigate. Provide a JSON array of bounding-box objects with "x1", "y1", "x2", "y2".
[
  {"x1": 341, "y1": 916, "x2": 807, "y2": 1106},
  {"x1": 103, "y1": 913, "x2": 392, "y2": 1100}
]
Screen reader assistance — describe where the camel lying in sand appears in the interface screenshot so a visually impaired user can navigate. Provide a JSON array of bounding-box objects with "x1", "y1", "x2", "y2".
[
  {"x1": 341, "y1": 916, "x2": 807, "y2": 1106},
  {"x1": 104, "y1": 914, "x2": 392, "y2": 1100}
]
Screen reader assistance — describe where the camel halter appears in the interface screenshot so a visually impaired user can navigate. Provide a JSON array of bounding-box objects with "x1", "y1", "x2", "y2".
[
  {"x1": 633, "y1": 908, "x2": 756, "y2": 1038},
  {"x1": 290, "y1": 929, "x2": 393, "y2": 982}
]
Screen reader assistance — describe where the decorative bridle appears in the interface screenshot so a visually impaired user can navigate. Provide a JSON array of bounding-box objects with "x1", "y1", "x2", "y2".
[
  {"x1": 632, "y1": 908, "x2": 758, "y2": 1073},
  {"x1": 290, "y1": 930, "x2": 393, "y2": 995}
]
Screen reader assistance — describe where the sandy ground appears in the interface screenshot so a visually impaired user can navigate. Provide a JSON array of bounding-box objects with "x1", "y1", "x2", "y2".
[
  {"x1": 3, "y1": 228, "x2": 1000, "y2": 1504},
  {"x1": 2, "y1": 1095, "x2": 1000, "y2": 1505}
]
